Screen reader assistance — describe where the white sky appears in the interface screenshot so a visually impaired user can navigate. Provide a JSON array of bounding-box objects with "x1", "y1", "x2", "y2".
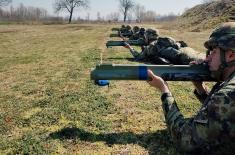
[{"x1": 9, "y1": 0, "x2": 203, "y2": 19}]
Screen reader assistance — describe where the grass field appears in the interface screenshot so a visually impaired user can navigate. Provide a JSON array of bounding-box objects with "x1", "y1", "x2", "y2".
[{"x1": 0, "y1": 23, "x2": 211, "y2": 154}]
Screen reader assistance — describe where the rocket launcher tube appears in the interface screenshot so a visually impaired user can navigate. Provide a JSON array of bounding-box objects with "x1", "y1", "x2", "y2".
[
  {"x1": 109, "y1": 32, "x2": 133, "y2": 38},
  {"x1": 110, "y1": 34, "x2": 120, "y2": 37},
  {"x1": 90, "y1": 64, "x2": 215, "y2": 81},
  {"x1": 111, "y1": 28, "x2": 120, "y2": 31},
  {"x1": 106, "y1": 39, "x2": 146, "y2": 48}
]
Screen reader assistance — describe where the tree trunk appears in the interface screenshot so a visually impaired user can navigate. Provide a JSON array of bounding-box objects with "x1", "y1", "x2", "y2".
[
  {"x1": 123, "y1": 9, "x2": 127, "y2": 22},
  {"x1": 68, "y1": 7, "x2": 74, "y2": 24}
]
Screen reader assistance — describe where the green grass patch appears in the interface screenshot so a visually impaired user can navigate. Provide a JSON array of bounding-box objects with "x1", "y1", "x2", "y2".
[{"x1": 0, "y1": 24, "x2": 210, "y2": 154}]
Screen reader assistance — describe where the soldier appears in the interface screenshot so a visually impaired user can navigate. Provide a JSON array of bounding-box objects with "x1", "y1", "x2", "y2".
[
  {"x1": 147, "y1": 22, "x2": 235, "y2": 154},
  {"x1": 120, "y1": 25, "x2": 132, "y2": 34},
  {"x1": 139, "y1": 27, "x2": 146, "y2": 36},
  {"x1": 117, "y1": 25, "x2": 133, "y2": 38},
  {"x1": 133, "y1": 26, "x2": 140, "y2": 33},
  {"x1": 145, "y1": 28, "x2": 159, "y2": 43},
  {"x1": 125, "y1": 34, "x2": 201, "y2": 65},
  {"x1": 129, "y1": 26, "x2": 141, "y2": 40},
  {"x1": 128, "y1": 28, "x2": 158, "y2": 43}
]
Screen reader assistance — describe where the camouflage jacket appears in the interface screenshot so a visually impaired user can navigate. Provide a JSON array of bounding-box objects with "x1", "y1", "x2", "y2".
[
  {"x1": 132, "y1": 37, "x2": 203, "y2": 64},
  {"x1": 161, "y1": 71, "x2": 235, "y2": 153},
  {"x1": 132, "y1": 37, "x2": 179, "y2": 61},
  {"x1": 129, "y1": 31, "x2": 144, "y2": 40}
]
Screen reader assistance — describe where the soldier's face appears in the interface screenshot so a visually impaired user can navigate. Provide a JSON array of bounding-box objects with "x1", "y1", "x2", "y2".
[{"x1": 206, "y1": 47, "x2": 221, "y2": 71}]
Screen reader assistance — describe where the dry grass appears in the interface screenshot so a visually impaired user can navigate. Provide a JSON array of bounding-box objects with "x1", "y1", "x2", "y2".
[{"x1": 0, "y1": 23, "x2": 211, "y2": 154}]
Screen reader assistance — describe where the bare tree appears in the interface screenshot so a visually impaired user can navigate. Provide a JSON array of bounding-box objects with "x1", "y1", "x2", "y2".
[
  {"x1": 106, "y1": 12, "x2": 120, "y2": 22},
  {"x1": 86, "y1": 12, "x2": 90, "y2": 21},
  {"x1": 156, "y1": 12, "x2": 178, "y2": 22},
  {"x1": 0, "y1": 0, "x2": 12, "y2": 7},
  {"x1": 54, "y1": 0, "x2": 89, "y2": 23},
  {"x1": 143, "y1": 10, "x2": 157, "y2": 22},
  {"x1": 134, "y1": 4, "x2": 145, "y2": 23},
  {"x1": 0, "y1": 3, "x2": 49, "y2": 22},
  {"x1": 97, "y1": 12, "x2": 101, "y2": 21},
  {"x1": 118, "y1": 0, "x2": 135, "y2": 22}
]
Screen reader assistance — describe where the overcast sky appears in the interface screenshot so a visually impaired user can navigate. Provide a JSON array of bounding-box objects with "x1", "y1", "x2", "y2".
[{"x1": 10, "y1": 0, "x2": 203, "y2": 19}]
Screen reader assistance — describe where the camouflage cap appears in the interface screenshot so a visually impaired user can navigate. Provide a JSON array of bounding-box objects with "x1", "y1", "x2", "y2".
[{"x1": 204, "y1": 22, "x2": 235, "y2": 51}]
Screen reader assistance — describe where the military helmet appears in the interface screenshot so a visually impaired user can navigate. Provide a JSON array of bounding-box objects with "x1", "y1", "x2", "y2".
[
  {"x1": 204, "y1": 22, "x2": 235, "y2": 51},
  {"x1": 146, "y1": 28, "x2": 159, "y2": 36},
  {"x1": 121, "y1": 25, "x2": 126, "y2": 29},
  {"x1": 204, "y1": 22, "x2": 235, "y2": 81},
  {"x1": 140, "y1": 27, "x2": 145, "y2": 32},
  {"x1": 145, "y1": 28, "x2": 159, "y2": 41},
  {"x1": 133, "y1": 26, "x2": 140, "y2": 33},
  {"x1": 138, "y1": 28, "x2": 145, "y2": 36},
  {"x1": 126, "y1": 25, "x2": 132, "y2": 30}
]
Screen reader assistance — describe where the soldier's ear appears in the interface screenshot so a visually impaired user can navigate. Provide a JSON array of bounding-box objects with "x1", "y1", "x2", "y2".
[{"x1": 226, "y1": 50, "x2": 235, "y2": 61}]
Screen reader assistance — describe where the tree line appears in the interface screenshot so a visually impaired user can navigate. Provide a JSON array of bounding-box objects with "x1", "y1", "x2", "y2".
[
  {"x1": 0, "y1": 4, "x2": 47, "y2": 21},
  {"x1": 0, "y1": 3, "x2": 65, "y2": 23},
  {"x1": 0, "y1": 0, "x2": 189, "y2": 24}
]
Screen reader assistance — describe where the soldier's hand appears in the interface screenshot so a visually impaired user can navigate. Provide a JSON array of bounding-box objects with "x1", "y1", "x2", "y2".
[
  {"x1": 190, "y1": 59, "x2": 209, "y2": 94},
  {"x1": 123, "y1": 42, "x2": 131, "y2": 49},
  {"x1": 147, "y1": 69, "x2": 170, "y2": 93},
  {"x1": 190, "y1": 59, "x2": 206, "y2": 65}
]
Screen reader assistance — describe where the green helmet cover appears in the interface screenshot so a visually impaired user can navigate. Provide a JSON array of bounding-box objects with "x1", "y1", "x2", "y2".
[
  {"x1": 126, "y1": 25, "x2": 132, "y2": 30},
  {"x1": 204, "y1": 22, "x2": 235, "y2": 51},
  {"x1": 145, "y1": 28, "x2": 159, "y2": 41},
  {"x1": 133, "y1": 26, "x2": 140, "y2": 33}
]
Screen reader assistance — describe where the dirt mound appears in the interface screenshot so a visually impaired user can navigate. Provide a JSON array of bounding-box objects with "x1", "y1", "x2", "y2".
[{"x1": 177, "y1": 0, "x2": 235, "y2": 31}]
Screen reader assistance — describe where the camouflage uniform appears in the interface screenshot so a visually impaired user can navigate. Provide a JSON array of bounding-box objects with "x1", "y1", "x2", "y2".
[
  {"x1": 162, "y1": 73, "x2": 235, "y2": 154},
  {"x1": 129, "y1": 28, "x2": 158, "y2": 42},
  {"x1": 129, "y1": 26, "x2": 141, "y2": 40},
  {"x1": 119, "y1": 25, "x2": 132, "y2": 35},
  {"x1": 131, "y1": 36, "x2": 202, "y2": 65},
  {"x1": 161, "y1": 22, "x2": 235, "y2": 154},
  {"x1": 133, "y1": 26, "x2": 140, "y2": 33}
]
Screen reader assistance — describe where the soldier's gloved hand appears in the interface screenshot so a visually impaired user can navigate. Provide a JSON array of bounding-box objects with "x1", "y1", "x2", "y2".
[{"x1": 147, "y1": 69, "x2": 170, "y2": 94}]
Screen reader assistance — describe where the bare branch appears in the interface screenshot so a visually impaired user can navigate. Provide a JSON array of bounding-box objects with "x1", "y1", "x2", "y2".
[
  {"x1": 134, "y1": 4, "x2": 145, "y2": 22},
  {"x1": 0, "y1": 0, "x2": 12, "y2": 7},
  {"x1": 118, "y1": 0, "x2": 135, "y2": 22},
  {"x1": 54, "y1": 0, "x2": 89, "y2": 23}
]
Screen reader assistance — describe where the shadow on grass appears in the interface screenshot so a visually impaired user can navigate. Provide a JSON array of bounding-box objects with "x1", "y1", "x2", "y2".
[
  {"x1": 84, "y1": 57, "x2": 135, "y2": 63},
  {"x1": 49, "y1": 127, "x2": 175, "y2": 154},
  {"x1": 106, "y1": 57, "x2": 135, "y2": 61},
  {"x1": 96, "y1": 55, "x2": 170, "y2": 65},
  {"x1": 106, "y1": 57, "x2": 171, "y2": 65}
]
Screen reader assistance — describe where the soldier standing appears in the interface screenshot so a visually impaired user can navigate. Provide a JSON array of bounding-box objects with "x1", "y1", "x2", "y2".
[{"x1": 147, "y1": 22, "x2": 235, "y2": 154}]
